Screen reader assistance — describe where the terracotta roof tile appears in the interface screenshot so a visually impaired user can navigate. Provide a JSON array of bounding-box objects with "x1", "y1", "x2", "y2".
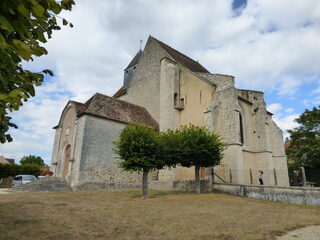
[
  {"x1": 74, "y1": 93, "x2": 158, "y2": 129},
  {"x1": 113, "y1": 87, "x2": 127, "y2": 98}
]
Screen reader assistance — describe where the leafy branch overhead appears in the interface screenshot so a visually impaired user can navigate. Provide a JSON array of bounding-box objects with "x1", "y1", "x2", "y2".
[{"x1": 0, "y1": 0, "x2": 75, "y2": 143}]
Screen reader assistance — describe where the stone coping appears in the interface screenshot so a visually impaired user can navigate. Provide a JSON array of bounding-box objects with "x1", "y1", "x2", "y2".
[{"x1": 213, "y1": 182, "x2": 320, "y2": 191}]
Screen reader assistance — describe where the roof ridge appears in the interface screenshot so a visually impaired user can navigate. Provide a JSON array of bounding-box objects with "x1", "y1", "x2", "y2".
[
  {"x1": 91, "y1": 92, "x2": 154, "y2": 111},
  {"x1": 70, "y1": 100, "x2": 85, "y2": 105},
  {"x1": 150, "y1": 36, "x2": 209, "y2": 73},
  {"x1": 152, "y1": 37, "x2": 196, "y2": 63}
]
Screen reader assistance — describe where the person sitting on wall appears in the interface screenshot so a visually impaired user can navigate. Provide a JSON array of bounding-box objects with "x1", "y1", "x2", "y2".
[{"x1": 258, "y1": 170, "x2": 264, "y2": 185}]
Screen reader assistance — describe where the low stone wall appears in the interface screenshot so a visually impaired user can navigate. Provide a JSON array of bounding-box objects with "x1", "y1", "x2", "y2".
[
  {"x1": 0, "y1": 177, "x2": 13, "y2": 188},
  {"x1": 73, "y1": 182, "x2": 141, "y2": 191},
  {"x1": 150, "y1": 179, "x2": 212, "y2": 193},
  {"x1": 213, "y1": 183, "x2": 320, "y2": 206}
]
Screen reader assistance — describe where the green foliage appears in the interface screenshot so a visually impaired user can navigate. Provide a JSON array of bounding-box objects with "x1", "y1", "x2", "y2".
[
  {"x1": 114, "y1": 124, "x2": 225, "y2": 172},
  {"x1": 166, "y1": 124, "x2": 225, "y2": 168},
  {"x1": 0, "y1": 163, "x2": 40, "y2": 178},
  {"x1": 0, "y1": 0, "x2": 75, "y2": 143},
  {"x1": 114, "y1": 124, "x2": 165, "y2": 172},
  {"x1": 287, "y1": 106, "x2": 320, "y2": 169},
  {"x1": 20, "y1": 155, "x2": 45, "y2": 166}
]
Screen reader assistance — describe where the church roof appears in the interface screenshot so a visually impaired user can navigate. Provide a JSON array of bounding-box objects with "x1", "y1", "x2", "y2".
[
  {"x1": 124, "y1": 49, "x2": 142, "y2": 70},
  {"x1": 152, "y1": 37, "x2": 209, "y2": 73},
  {"x1": 112, "y1": 87, "x2": 127, "y2": 98},
  {"x1": 71, "y1": 93, "x2": 158, "y2": 129},
  {"x1": 113, "y1": 37, "x2": 210, "y2": 98}
]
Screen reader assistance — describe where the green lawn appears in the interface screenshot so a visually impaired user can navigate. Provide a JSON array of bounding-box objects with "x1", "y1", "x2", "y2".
[{"x1": 0, "y1": 190, "x2": 319, "y2": 240}]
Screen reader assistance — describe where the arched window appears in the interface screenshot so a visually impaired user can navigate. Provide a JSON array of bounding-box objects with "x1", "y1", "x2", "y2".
[{"x1": 63, "y1": 145, "x2": 71, "y2": 176}]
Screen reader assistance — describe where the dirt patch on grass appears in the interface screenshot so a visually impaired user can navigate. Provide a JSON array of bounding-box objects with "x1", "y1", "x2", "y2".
[{"x1": 0, "y1": 190, "x2": 319, "y2": 240}]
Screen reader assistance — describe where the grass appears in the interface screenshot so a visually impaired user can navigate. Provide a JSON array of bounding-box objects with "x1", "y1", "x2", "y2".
[{"x1": 0, "y1": 190, "x2": 319, "y2": 240}]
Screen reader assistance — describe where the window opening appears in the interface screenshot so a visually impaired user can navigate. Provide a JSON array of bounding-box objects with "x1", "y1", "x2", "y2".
[{"x1": 239, "y1": 113, "x2": 244, "y2": 144}]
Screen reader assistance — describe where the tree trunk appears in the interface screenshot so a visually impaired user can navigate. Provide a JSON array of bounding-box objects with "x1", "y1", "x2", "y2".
[
  {"x1": 195, "y1": 165, "x2": 200, "y2": 193},
  {"x1": 142, "y1": 169, "x2": 149, "y2": 199}
]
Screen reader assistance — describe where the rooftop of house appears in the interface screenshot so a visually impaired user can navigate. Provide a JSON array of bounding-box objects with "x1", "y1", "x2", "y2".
[{"x1": 0, "y1": 156, "x2": 15, "y2": 164}]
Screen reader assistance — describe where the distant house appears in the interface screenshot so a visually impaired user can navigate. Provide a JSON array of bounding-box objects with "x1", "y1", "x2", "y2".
[
  {"x1": 0, "y1": 156, "x2": 15, "y2": 188},
  {"x1": 0, "y1": 156, "x2": 14, "y2": 164}
]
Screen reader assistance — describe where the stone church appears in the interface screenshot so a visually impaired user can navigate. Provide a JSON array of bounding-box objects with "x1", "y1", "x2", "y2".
[{"x1": 51, "y1": 36, "x2": 289, "y2": 190}]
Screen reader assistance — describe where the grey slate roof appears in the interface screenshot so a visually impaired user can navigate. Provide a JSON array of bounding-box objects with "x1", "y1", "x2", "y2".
[
  {"x1": 69, "y1": 93, "x2": 158, "y2": 129},
  {"x1": 124, "y1": 49, "x2": 142, "y2": 70}
]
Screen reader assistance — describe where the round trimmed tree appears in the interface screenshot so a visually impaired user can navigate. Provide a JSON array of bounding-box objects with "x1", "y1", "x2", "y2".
[
  {"x1": 172, "y1": 125, "x2": 224, "y2": 193},
  {"x1": 114, "y1": 124, "x2": 164, "y2": 199}
]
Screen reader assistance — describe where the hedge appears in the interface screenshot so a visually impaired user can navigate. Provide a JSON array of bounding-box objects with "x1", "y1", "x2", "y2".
[{"x1": 0, "y1": 163, "x2": 41, "y2": 179}]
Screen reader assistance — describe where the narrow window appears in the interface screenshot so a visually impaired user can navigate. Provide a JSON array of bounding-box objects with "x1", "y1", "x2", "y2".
[
  {"x1": 174, "y1": 93, "x2": 178, "y2": 107},
  {"x1": 239, "y1": 113, "x2": 244, "y2": 144},
  {"x1": 180, "y1": 97, "x2": 185, "y2": 108}
]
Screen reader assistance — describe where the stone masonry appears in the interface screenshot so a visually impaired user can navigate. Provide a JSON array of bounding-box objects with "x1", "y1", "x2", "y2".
[{"x1": 51, "y1": 36, "x2": 289, "y2": 190}]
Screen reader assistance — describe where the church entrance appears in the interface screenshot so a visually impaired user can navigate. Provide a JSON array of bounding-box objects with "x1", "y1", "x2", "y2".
[{"x1": 63, "y1": 145, "x2": 71, "y2": 177}]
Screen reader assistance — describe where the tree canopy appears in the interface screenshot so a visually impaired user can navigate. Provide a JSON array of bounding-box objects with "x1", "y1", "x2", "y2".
[
  {"x1": 114, "y1": 124, "x2": 164, "y2": 172},
  {"x1": 20, "y1": 155, "x2": 45, "y2": 166},
  {"x1": 114, "y1": 124, "x2": 225, "y2": 196},
  {"x1": 287, "y1": 106, "x2": 320, "y2": 169},
  {"x1": 0, "y1": 163, "x2": 41, "y2": 179},
  {"x1": 0, "y1": 0, "x2": 74, "y2": 143}
]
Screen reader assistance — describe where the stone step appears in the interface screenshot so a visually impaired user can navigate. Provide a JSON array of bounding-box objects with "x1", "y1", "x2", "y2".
[{"x1": 13, "y1": 177, "x2": 72, "y2": 192}]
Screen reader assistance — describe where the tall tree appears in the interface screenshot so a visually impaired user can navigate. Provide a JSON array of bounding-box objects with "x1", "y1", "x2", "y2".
[
  {"x1": 114, "y1": 124, "x2": 165, "y2": 199},
  {"x1": 20, "y1": 155, "x2": 45, "y2": 166},
  {"x1": 287, "y1": 106, "x2": 320, "y2": 168},
  {"x1": 0, "y1": 0, "x2": 74, "y2": 143},
  {"x1": 174, "y1": 125, "x2": 224, "y2": 193}
]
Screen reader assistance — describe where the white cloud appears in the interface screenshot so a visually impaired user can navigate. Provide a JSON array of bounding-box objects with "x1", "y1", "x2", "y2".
[
  {"x1": 273, "y1": 114, "x2": 300, "y2": 139},
  {"x1": 1, "y1": 0, "x2": 320, "y2": 163},
  {"x1": 267, "y1": 103, "x2": 282, "y2": 115},
  {"x1": 284, "y1": 108, "x2": 294, "y2": 113}
]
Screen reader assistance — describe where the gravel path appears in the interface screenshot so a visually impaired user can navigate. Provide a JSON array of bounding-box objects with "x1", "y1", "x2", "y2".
[{"x1": 277, "y1": 226, "x2": 320, "y2": 240}]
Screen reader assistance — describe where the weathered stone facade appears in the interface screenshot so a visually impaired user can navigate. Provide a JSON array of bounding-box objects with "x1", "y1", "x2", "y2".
[
  {"x1": 51, "y1": 94, "x2": 157, "y2": 189},
  {"x1": 117, "y1": 36, "x2": 289, "y2": 186},
  {"x1": 51, "y1": 36, "x2": 289, "y2": 189}
]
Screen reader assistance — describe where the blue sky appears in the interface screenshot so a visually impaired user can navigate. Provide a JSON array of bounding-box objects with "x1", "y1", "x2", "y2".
[{"x1": 1, "y1": 0, "x2": 320, "y2": 165}]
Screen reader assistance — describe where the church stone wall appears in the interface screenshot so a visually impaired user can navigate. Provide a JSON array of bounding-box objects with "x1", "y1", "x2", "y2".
[
  {"x1": 68, "y1": 116, "x2": 86, "y2": 187},
  {"x1": 179, "y1": 67, "x2": 216, "y2": 127},
  {"x1": 158, "y1": 61, "x2": 217, "y2": 181},
  {"x1": 119, "y1": 38, "x2": 169, "y2": 123},
  {"x1": 51, "y1": 104, "x2": 77, "y2": 177},
  {"x1": 73, "y1": 115, "x2": 141, "y2": 189}
]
